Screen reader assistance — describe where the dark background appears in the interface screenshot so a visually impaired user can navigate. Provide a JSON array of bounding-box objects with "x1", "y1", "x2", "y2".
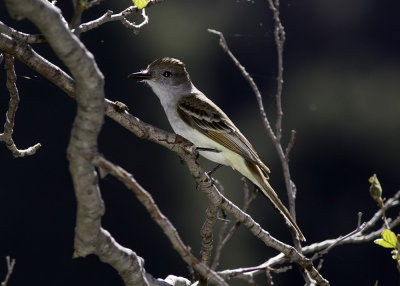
[{"x1": 1, "y1": 0, "x2": 400, "y2": 285}]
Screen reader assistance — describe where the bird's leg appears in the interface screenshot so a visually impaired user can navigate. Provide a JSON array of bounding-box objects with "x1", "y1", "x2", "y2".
[
  {"x1": 196, "y1": 147, "x2": 221, "y2": 153},
  {"x1": 193, "y1": 147, "x2": 222, "y2": 187},
  {"x1": 195, "y1": 147, "x2": 221, "y2": 160},
  {"x1": 207, "y1": 163, "x2": 223, "y2": 177},
  {"x1": 204, "y1": 164, "x2": 223, "y2": 187}
]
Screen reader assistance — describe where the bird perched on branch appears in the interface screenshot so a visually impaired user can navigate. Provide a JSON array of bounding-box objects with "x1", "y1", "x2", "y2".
[{"x1": 129, "y1": 57, "x2": 305, "y2": 241}]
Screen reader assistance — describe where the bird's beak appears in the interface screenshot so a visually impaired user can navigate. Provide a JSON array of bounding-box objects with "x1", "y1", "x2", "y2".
[{"x1": 128, "y1": 70, "x2": 152, "y2": 80}]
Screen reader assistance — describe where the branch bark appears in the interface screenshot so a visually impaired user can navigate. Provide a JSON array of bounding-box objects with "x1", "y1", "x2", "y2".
[
  {"x1": 2, "y1": 1, "x2": 154, "y2": 285},
  {"x1": 5, "y1": 0, "x2": 106, "y2": 257},
  {"x1": 211, "y1": 179, "x2": 258, "y2": 271},
  {"x1": 73, "y1": 6, "x2": 149, "y2": 35},
  {"x1": 221, "y1": 190, "x2": 400, "y2": 281},
  {"x1": 93, "y1": 155, "x2": 227, "y2": 286},
  {"x1": 200, "y1": 202, "x2": 219, "y2": 266},
  {"x1": 0, "y1": 53, "x2": 41, "y2": 157},
  {"x1": 0, "y1": 20, "x2": 45, "y2": 43},
  {"x1": 1, "y1": 256, "x2": 16, "y2": 286}
]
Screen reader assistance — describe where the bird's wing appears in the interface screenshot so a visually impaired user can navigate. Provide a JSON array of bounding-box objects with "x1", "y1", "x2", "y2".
[{"x1": 177, "y1": 93, "x2": 270, "y2": 176}]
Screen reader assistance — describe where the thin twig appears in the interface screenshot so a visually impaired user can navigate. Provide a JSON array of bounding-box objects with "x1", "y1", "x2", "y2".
[
  {"x1": 211, "y1": 179, "x2": 258, "y2": 270},
  {"x1": 267, "y1": 0, "x2": 286, "y2": 142},
  {"x1": 316, "y1": 258, "x2": 324, "y2": 271},
  {"x1": 285, "y1": 130, "x2": 296, "y2": 160},
  {"x1": 120, "y1": 8, "x2": 149, "y2": 35},
  {"x1": 74, "y1": 4, "x2": 152, "y2": 35},
  {"x1": 310, "y1": 212, "x2": 367, "y2": 261},
  {"x1": 357, "y1": 211, "x2": 363, "y2": 228},
  {"x1": 87, "y1": 0, "x2": 104, "y2": 9},
  {"x1": 267, "y1": 193, "x2": 400, "y2": 271},
  {"x1": 264, "y1": 0, "x2": 304, "y2": 253},
  {"x1": 207, "y1": 28, "x2": 276, "y2": 143},
  {"x1": 1, "y1": 256, "x2": 16, "y2": 286},
  {"x1": 363, "y1": 190, "x2": 400, "y2": 232},
  {"x1": 222, "y1": 189, "x2": 400, "y2": 282},
  {"x1": 218, "y1": 263, "x2": 291, "y2": 280},
  {"x1": 93, "y1": 154, "x2": 228, "y2": 286},
  {"x1": 212, "y1": 219, "x2": 228, "y2": 271},
  {"x1": 208, "y1": 27, "x2": 300, "y2": 247},
  {"x1": 0, "y1": 54, "x2": 41, "y2": 157},
  {"x1": 304, "y1": 215, "x2": 400, "y2": 257}
]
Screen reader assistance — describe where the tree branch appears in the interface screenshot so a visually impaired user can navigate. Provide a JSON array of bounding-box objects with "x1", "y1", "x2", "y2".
[
  {"x1": 73, "y1": 6, "x2": 150, "y2": 35},
  {"x1": 1, "y1": 256, "x2": 16, "y2": 286},
  {"x1": 217, "y1": 263, "x2": 291, "y2": 281},
  {"x1": 200, "y1": 201, "x2": 219, "y2": 266},
  {"x1": 3, "y1": 1, "x2": 151, "y2": 285},
  {"x1": 104, "y1": 101, "x2": 328, "y2": 284},
  {"x1": 303, "y1": 190, "x2": 400, "y2": 256},
  {"x1": 363, "y1": 189, "x2": 400, "y2": 232},
  {"x1": 266, "y1": 0, "x2": 285, "y2": 142},
  {"x1": 0, "y1": 53, "x2": 41, "y2": 157},
  {"x1": 0, "y1": 20, "x2": 45, "y2": 43},
  {"x1": 207, "y1": 28, "x2": 276, "y2": 144},
  {"x1": 284, "y1": 130, "x2": 296, "y2": 160},
  {"x1": 5, "y1": 0, "x2": 106, "y2": 258},
  {"x1": 227, "y1": 191, "x2": 400, "y2": 281},
  {"x1": 87, "y1": 0, "x2": 104, "y2": 9},
  {"x1": 211, "y1": 179, "x2": 258, "y2": 270},
  {"x1": 262, "y1": 1, "x2": 305, "y2": 254},
  {"x1": 310, "y1": 212, "x2": 366, "y2": 261},
  {"x1": 0, "y1": 33, "x2": 75, "y2": 97},
  {"x1": 208, "y1": 27, "x2": 301, "y2": 250},
  {"x1": 93, "y1": 155, "x2": 227, "y2": 286},
  {"x1": 198, "y1": 198, "x2": 219, "y2": 285}
]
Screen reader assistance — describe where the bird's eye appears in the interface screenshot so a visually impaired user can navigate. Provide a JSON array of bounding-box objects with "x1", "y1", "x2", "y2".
[{"x1": 163, "y1": 71, "x2": 171, "y2": 77}]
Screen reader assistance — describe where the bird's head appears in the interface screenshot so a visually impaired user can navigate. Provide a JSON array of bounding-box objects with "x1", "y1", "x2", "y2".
[{"x1": 129, "y1": 57, "x2": 192, "y2": 97}]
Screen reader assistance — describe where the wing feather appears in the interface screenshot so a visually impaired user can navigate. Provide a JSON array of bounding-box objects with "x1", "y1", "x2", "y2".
[{"x1": 177, "y1": 93, "x2": 270, "y2": 176}]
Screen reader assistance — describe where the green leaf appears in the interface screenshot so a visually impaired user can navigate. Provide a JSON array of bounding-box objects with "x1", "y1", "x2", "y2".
[
  {"x1": 374, "y1": 229, "x2": 398, "y2": 248},
  {"x1": 375, "y1": 239, "x2": 395, "y2": 248},
  {"x1": 132, "y1": 0, "x2": 149, "y2": 9},
  {"x1": 383, "y1": 229, "x2": 397, "y2": 245}
]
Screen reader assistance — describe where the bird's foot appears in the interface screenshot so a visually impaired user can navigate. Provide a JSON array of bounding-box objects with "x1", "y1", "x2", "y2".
[{"x1": 204, "y1": 164, "x2": 223, "y2": 188}]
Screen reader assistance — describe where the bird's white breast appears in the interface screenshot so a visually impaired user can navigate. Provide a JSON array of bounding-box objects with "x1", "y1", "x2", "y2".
[
  {"x1": 149, "y1": 81, "x2": 235, "y2": 166},
  {"x1": 147, "y1": 80, "x2": 261, "y2": 189}
]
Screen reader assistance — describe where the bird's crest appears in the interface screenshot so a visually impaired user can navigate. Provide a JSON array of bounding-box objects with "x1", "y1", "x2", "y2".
[{"x1": 148, "y1": 57, "x2": 186, "y2": 71}]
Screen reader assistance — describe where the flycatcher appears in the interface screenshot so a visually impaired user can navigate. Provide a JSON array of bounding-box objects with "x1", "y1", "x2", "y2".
[{"x1": 129, "y1": 57, "x2": 305, "y2": 241}]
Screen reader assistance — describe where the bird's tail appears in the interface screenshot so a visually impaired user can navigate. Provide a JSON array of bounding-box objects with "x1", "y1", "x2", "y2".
[{"x1": 245, "y1": 160, "x2": 306, "y2": 241}]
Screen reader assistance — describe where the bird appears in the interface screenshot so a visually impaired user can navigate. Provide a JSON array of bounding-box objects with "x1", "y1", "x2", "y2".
[{"x1": 129, "y1": 57, "x2": 305, "y2": 241}]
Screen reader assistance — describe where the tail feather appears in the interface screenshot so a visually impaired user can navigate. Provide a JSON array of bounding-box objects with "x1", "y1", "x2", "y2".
[
  {"x1": 260, "y1": 178, "x2": 306, "y2": 241},
  {"x1": 245, "y1": 160, "x2": 306, "y2": 241}
]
